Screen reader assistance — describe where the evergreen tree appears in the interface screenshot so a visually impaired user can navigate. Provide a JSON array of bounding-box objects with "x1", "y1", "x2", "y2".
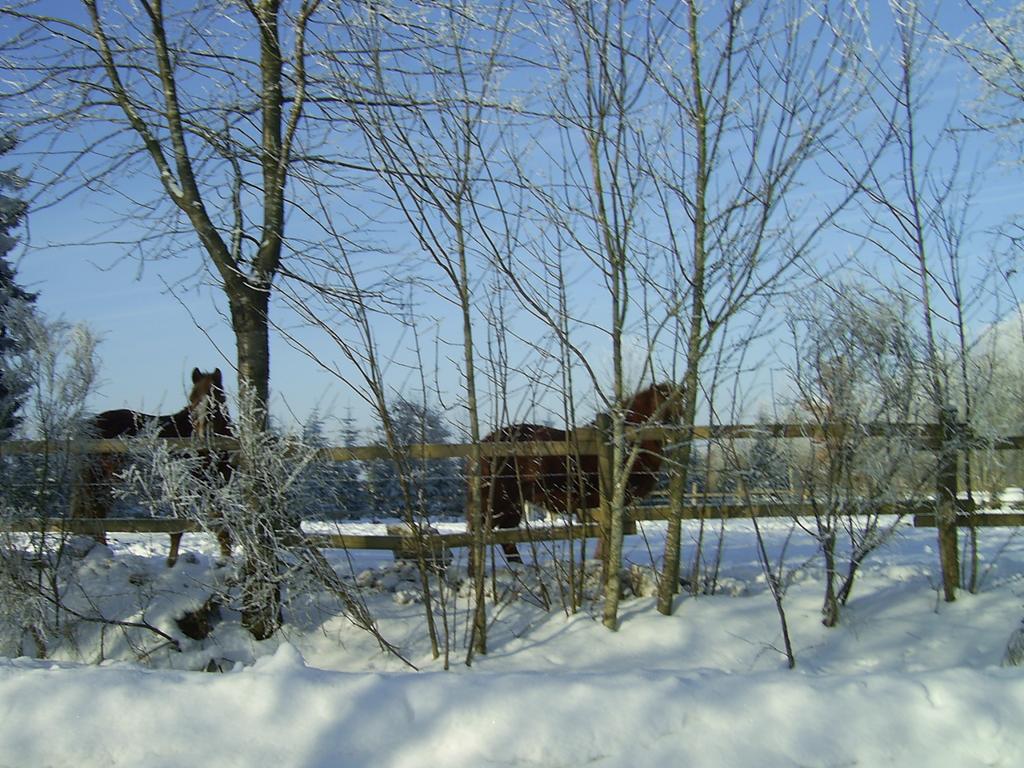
[
  {"x1": 746, "y1": 429, "x2": 791, "y2": 493},
  {"x1": 335, "y1": 409, "x2": 369, "y2": 518},
  {"x1": 0, "y1": 131, "x2": 37, "y2": 439},
  {"x1": 367, "y1": 398, "x2": 464, "y2": 519},
  {"x1": 297, "y1": 410, "x2": 368, "y2": 520}
]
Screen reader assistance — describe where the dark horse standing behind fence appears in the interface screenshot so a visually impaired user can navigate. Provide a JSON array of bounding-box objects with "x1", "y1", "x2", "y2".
[
  {"x1": 71, "y1": 368, "x2": 233, "y2": 565},
  {"x1": 477, "y1": 382, "x2": 682, "y2": 563}
]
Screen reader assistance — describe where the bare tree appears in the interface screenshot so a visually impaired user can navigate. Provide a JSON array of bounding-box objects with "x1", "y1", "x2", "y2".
[
  {"x1": 637, "y1": 0, "x2": 870, "y2": 615},
  {"x1": 315, "y1": 0, "x2": 524, "y2": 656},
  {"x1": 271, "y1": 213, "x2": 455, "y2": 657},
  {"x1": 479, "y1": 0, "x2": 869, "y2": 627},
  {"x1": 833, "y1": 0, "x2": 1005, "y2": 600},
  {"x1": 0, "y1": 0, "x2": 356, "y2": 639},
  {"x1": 785, "y1": 285, "x2": 929, "y2": 626},
  {"x1": 0, "y1": 0, "x2": 328, "y2": 413},
  {"x1": 948, "y1": 0, "x2": 1024, "y2": 158},
  {"x1": 497, "y1": 0, "x2": 674, "y2": 631}
]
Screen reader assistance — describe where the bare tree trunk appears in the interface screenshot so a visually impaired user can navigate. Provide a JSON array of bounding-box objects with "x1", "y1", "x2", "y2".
[
  {"x1": 230, "y1": 289, "x2": 272, "y2": 422},
  {"x1": 832, "y1": 1, "x2": 991, "y2": 601},
  {"x1": 821, "y1": 531, "x2": 840, "y2": 629},
  {"x1": 1, "y1": 2, "x2": 324, "y2": 638},
  {"x1": 657, "y1": 0, "x2": 708, "y2": 615},
  {"x1": 751, "y1": 515, "x2": 796, "y2": 669},
  {"x1": 646, "y1": 0, "x2": 865, "y2": 614}
]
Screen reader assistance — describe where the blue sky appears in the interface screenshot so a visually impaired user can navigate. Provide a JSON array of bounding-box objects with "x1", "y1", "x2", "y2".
[
  {"x1": 6, "y1": 0, "x2": 1024, "y2": 439},
  {"x1": 15, "y1": 214, "x2": 352, "y2": 428}
]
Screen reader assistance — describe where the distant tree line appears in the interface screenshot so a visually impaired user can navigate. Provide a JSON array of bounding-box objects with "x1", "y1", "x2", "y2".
[{"x1": 297, "y1": 398, "x2": 465, "y2": 521}]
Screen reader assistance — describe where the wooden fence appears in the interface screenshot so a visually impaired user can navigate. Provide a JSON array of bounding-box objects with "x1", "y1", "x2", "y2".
[{"x1": 2, "y1": 420, "x2": 1023, "y2": 590}]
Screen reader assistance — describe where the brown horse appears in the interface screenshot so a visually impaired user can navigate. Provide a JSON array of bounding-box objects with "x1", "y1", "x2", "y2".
[
  {"x1": 72, "y1": 368, "x2": 233, "y2": 564},
  {"x1": 477, "y1": 382, "x2": 682, "y2": 563}
]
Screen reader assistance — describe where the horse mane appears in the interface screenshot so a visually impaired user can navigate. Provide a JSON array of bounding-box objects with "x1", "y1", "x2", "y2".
[{"x1": 593, "y1": 381, "x2": 680, "y2": 426}]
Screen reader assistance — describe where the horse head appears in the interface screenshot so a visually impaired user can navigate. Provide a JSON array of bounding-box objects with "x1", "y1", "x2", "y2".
[
  {"x1": 624, "y1": 382, "x2": 685, "y2": 424},
  {"x1": 188, "y1": 368, "x2": 231, "y2": 438}
]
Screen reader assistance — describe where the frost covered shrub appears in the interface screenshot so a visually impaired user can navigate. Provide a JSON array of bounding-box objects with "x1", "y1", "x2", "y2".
[
  {"x1": 119, "y1": 389, "x2": 390, "y2": 649},
  {"x1": 0, "y1": 309, "x2": 99, "y2": 657},
  {"x1": 786, "y1": 288, "x2": 929, "y2": 627}
]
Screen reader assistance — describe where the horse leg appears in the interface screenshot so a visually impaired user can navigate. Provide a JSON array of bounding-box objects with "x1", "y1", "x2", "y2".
[
  {"x1": 492, "y1": 495, "x2": 524, "y2": 565},
  {"x1": 466, "y1": 505, "x2": 485, "y2": 576},
  {"x1": 211, "y1": 456, "x2": 233, "y2": 562},
  {"x1": 471, "y1": 529, "x2": 522, "y2": 565},
  {"x1": 590, "y1": 511, "x2": 636, "y2": 562},
  {"x1": 495, "y1": 507, "x2": 523, "y2": 564},
  {"x1": 501, "y1": 540, "x2": 523, "y2": 564},
  {"x1": 467, "y1": 508, "x2": 523, "y2": 568},
  {"x1": 202, "y1": 505, "x2": 232, "y2": 564}
]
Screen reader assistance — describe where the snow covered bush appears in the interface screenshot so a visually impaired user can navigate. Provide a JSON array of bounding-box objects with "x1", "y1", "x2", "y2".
[
  {"x1": 0, "y1": 307, "x2": 99, "y2": 657},
  {"x1": 785, "y1": 288, "x2": 930, "y2": 627},
  {"x1": 117, "y1": 388, "x2": 391, "y2": 650}
]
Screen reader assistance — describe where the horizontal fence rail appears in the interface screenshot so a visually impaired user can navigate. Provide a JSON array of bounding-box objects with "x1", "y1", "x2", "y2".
[
  {"x1": 3, "y1": 423, "x2": 1024, "y2": 564},
  {"x1": 5, "y1": 506, "x2": 1023, "y2": 554},
  {"x1": 2, "y1": 517, "x2": 609, "y2": 554},
  {"x1": 4, "y1": 421, "x2": 1003, "y2": 461}
]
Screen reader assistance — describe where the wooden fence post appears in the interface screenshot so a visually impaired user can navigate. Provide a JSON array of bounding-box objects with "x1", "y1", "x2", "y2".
[{"x1": 937, "y1": 405, "x2": 960, "y2": 602}]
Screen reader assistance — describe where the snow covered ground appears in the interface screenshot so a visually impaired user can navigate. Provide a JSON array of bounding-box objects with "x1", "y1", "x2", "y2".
[{"x1": 2, "y1": 514, "x2": 1024, "y2": 767}]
